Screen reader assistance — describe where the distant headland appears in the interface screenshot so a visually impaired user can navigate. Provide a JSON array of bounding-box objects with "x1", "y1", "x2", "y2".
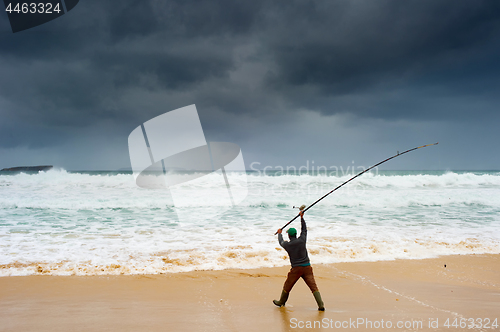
[{"x1": 1, "y1": 165, "x2": 53, "y2": 172}]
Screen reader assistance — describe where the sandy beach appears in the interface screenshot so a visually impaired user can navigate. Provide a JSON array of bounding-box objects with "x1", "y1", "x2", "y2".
[{"x1": 1, "y1": 254, "x2": 498, "y2": 332}]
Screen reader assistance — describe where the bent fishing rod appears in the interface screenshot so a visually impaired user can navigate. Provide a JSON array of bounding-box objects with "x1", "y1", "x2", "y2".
[{"x1": 275, "y1": 142, "x2": 438, "y2": 235}]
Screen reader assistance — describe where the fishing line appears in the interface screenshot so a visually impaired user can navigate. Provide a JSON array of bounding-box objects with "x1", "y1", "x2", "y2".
[{"x1": 275, "y1": 143, "x2": 439, "y2": 234}]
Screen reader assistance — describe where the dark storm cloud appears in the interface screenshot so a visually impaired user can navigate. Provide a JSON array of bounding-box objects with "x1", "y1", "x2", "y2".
[
  {"x1": 0, "y1": 0, "x2": 499, "y2": 152},
  {"x1": 264, "y1": 0, "x2": 500, "y2": 86},
  {"x1": 0, "y1": 0, "x2": 266, "y2": 135},
  {"x1": 257, "y1": 0, "x2": 500, "y2": 119}
]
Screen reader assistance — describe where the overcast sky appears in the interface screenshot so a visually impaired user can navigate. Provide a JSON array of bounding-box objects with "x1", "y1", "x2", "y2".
[{"x1": 1, "y1": 0, "x2": 499, "y2": 171}]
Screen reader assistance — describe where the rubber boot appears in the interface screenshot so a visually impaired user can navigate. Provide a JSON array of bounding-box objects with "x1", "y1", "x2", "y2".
[
  {"x1": 273, "y1": 290, "x2": 289, "y2": 307},
  {"x1": 313, "y1": 291, "x2": 325, "y2": 311}
]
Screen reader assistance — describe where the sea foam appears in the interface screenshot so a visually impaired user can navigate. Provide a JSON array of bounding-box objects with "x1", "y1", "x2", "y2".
[{"x1": 0, "y1": 170, "x2": 499, "y2": 276}]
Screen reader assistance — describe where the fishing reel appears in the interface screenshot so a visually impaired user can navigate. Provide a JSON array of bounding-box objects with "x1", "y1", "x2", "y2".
[{"x1": 293, "y1": 205, "x2": 306, "y2": 211}]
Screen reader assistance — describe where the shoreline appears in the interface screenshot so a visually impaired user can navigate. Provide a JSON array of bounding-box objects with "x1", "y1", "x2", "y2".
[
  {"x1": 2, "y1": 250, "x2": 500, "y2": 277},
  {"x1": 1, "y1": 254, "x2": 499, "y2": 331}
]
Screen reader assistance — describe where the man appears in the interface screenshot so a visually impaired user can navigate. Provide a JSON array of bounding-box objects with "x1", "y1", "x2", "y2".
[{"x1": 274, "y1": 210, "x2": 325, "y2": 311}]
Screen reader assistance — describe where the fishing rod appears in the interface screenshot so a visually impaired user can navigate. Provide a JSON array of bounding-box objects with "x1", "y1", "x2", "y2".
[{"x1": 275, "y1": 142, "x2": 438, "y2": 235}]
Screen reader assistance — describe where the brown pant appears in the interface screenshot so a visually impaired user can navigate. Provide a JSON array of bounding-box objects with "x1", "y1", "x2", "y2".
[{"x1": 283, "y1": 265, "x2": 319, "y2": 293}]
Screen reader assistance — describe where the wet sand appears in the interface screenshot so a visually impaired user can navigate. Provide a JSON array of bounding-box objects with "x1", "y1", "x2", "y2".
[{"x1": 1, "y1": 254, "x2": 499, "y2": 332}]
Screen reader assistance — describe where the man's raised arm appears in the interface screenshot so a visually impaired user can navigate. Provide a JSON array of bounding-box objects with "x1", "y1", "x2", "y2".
[
  {"x1": 277, "y1": 228, "x2": 285, "y2": 247},
  {"x1": 299, "y1": 211, "x2": 307, "y2": 240}
]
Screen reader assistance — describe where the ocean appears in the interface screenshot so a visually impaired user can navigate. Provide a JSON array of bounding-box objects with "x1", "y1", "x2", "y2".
[{"x1": 1, "y1": 169, "x2": 499, "y2": 276}]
